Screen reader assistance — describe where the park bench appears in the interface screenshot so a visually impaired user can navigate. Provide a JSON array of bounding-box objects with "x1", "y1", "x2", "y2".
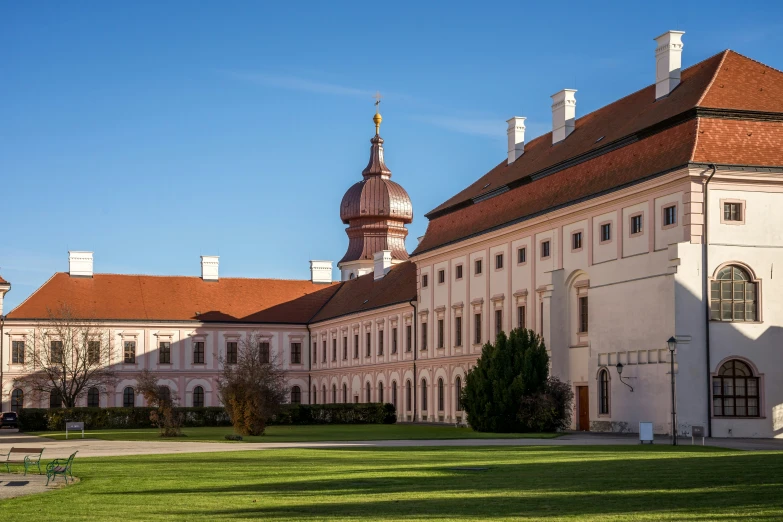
[
  {"x1": 1, "y1": 447, "x2": 45, "y2": 475},
  {"x1": 46, "y1": 451, "x2": 78, "y2": 485}
]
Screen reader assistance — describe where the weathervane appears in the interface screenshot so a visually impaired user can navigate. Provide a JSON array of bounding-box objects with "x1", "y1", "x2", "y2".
[{"x1": 373, "y1": 91, "x2": 383, "y2": 134}]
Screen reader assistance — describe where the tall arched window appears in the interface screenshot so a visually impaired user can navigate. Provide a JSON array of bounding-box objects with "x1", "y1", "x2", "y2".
[
  {"x1": 392, "y1": 381, "x2": 397, "y2": 409},
  {"x1": 366, "y1": 382, "x2": 371, "y2": 403},
  {"x1": 332, "y1": 384, "x2": 337, "y2": 403},
  {"x1": 123, "y1": 387, "x2": 135, "y2": 408},
  {"x1": 421, "y1": 379, "x2": 428, "y2": 411},
  {"x1": 342, "y1": 384, "x2": 347, "y2": 403},
  {"x1": 455, "y1": 377, "x2": 462, "y2": 411},
  {"x1": 713, "y1": 360, "x2": 760, "y2": 417},
  {"x1": 50, "y1": 389, "x2": 63, "y2": 409},
  {"x1": 437, "y1": 378, "x2": 444, "y2": 411},
  {"x1": 193, "y1": 386, "x2": 205, "y2": 408},
  {"x1": 406, "y1": 380, "x2": 412, "y2": 411},
  {"x1": 11, "y1": 389, "x2": 23, "y2": 412},
  {"x1": 87, "y1": 387, "x2": 100, "y2": 408},
  {"x1": 322, "y1": 385, "x2": 327, "y2": 404},
  {"x1": 711, "y1": 265, "x2": 758, "y2": 322},
  {"x1": 291, "y1": 386, "x2": 301, "y2": 404},
  {"x1": 313, "y1": 385, "x2": 317, "y2": 404},
  {"x1": 378, "y1": 382, "x2": 384, "y2": 404},
  {"x1": 598, "y1": 369, "x2": 609, "y2": 415}
]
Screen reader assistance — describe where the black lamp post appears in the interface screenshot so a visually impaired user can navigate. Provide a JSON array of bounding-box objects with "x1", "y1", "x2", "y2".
[
  {"x1": 667, "y1": 336, "x2": 678, "y2": 446},
  {"x1": 615, "y1": 362, "x2": 633, "y2": 392}
]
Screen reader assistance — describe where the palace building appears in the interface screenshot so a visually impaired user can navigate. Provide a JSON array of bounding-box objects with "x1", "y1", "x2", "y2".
[{"x1": 2, "y1": 30, "x2": 782, "y2": 438}]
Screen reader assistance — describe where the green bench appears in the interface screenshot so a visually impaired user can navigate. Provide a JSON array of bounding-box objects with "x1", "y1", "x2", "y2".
[
  {"x1": 46, "y1": 451, "x2": 78, "y2": 485},
  {"x1": 1, "y1": 447, "x2": 45, "y2": 475}
]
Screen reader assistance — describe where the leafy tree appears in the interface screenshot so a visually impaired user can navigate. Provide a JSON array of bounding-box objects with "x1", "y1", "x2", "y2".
[
  {"x1": 135, "y1": 369, "x2": 183, "y2": 437},
  {"x1": 518, "y1": 377, "x2": 575, "y2": 432},
  {"x1": 217, "y1": 331, "x2": 287, "y2": 436},
  {"x1": 462, "y1": 328, "x2": 550, "y2": 432}
]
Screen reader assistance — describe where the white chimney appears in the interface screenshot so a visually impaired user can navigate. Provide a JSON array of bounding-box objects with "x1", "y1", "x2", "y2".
[
  {"x1": 310, "y1": 260, "x2": 333, "y2": 284},
  {"x1": 68, "y1": 251, "x2": 94, "y2": 278},
  {"x1": 551, "y1": 89, "x2": 577, "y2": 144},
  {"x1": 655, "y1": 30, "x2": 685, "y2": 99},
  {"x1": 506, "y1": 117, "x2": 526, "y2": 164},
  {"x1": 374, "y1": 250, "x2": 393, "y2": 280},
  {"x1": 201, "y1": 255, "x2": 219, "y2": 282}
]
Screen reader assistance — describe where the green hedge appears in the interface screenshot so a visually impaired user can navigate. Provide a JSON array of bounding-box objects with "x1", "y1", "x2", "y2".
[{"x1": 18, "y1": 403, "x2": 396, "y2": 431}]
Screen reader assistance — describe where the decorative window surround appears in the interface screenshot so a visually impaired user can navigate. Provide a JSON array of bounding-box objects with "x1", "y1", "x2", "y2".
[
  {"x1": 470, "y1": 298, "x2": 484, "y2": 313},
  {"x1": 571, "y1": 230, "x2": 584, "y2": 252},
  {"x1": 375, "y1": 318, "x2": 386, "y2": 326},
  {"x1": 599, "y1": 221, "x2": 613, "y2": 244},
  {"x1": 517, "y1": 246, "x2": 528, "y2": 265},
  {"x1": 720, "y1": 198, "x2": 746, "y2": 225},
  {"x1": 434, "y1": 305, "x2": 446, "y2": 318},
  {"x1": 662, "y1": 202, "x2": 679, "y2": 230},
  {"x1": 540, "y1": 239, "x2": 552, "y2": 259},
  {"x1": 629, "y1": 212, "x2": 644, "y2": 237},
  {"x1": 490, "y1": 294, "x2": 505, "y2": 309}
]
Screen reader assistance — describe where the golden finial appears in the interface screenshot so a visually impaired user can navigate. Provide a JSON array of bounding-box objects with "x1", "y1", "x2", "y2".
[{"x1": 373, "y1": 91, "x2": 383, "y2": 134}]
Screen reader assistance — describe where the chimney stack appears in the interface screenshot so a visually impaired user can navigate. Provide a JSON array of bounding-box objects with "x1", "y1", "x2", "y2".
[
  {"x1": 506, "y1": 117, "x2": 526, "y2": 164},
  {"x1": 654, "y1": 30, "x2": 685, "y2": 99},
  {"x1": 373, "y1": 250, "x2": 393, "y2": 280},
  {"x1": 310, "y1": 260, "x2": 333, "y2": 284},
  {"x1": 201, "y1": 255, "x2": 219, "y2": 282},
  {"x1": 551, "y1": 89, "x2": 577, "y2": 144},
  {"x1": 68, "y1": 251, "x2": 94, "y2": 278}
]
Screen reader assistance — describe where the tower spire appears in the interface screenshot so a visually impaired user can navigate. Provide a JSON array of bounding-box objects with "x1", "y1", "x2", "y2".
[{"x1": 373, "y1": 91, "x2": 383, "y2": 135}]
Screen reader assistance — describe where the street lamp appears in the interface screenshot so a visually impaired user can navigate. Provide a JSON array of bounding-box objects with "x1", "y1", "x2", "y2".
[
  {"x1": 667, "y1": 336, "x2": 678, "y2": 446},
  {"x1": 615, "y1": 362, "x2": 633, "y2": 392}
]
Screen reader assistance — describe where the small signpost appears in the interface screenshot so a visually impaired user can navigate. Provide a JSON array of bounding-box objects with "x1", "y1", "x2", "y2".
[
  {"x1": 639, "y1": 421, "x2": 654, "y2": 444},
  {"x1": 65, "y1": 421, "x2": 85, "y2": 440},
  {"x1": 692, "y1": 425, "x2": 705, "y2": 446}
]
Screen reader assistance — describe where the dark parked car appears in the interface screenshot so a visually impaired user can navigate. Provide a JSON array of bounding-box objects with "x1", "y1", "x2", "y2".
[{"x1": 0, "y1": 412, "x2": 18, "y2": 429}]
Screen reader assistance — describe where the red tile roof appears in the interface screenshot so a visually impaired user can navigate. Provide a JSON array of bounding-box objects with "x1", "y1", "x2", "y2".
[
  {"x1": 414, "y1": 51, "x2": 783, "y2": 255},
  {"x1": 0, "y1": 275, "x2": 8, "y2": 285},
  {"x1": 310, "y1": 261, "x2": 417, "y2": 323},
  {"x1": 7, "y1": 273, "x2": 341, "y2": 324}
]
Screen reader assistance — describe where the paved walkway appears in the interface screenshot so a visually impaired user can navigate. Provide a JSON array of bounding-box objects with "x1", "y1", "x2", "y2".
[
  {"x1": 0, "y1": 473, "x2": 74, "y2": 500},
  {"x1": 1, "y1": 430, "x2": 781, "y2": 458}
]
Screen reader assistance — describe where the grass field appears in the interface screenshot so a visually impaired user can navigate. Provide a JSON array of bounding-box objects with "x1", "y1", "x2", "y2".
[
  {"x1": 3, "y1": 445, "x2": 782, "y2": 520},
  {"x1": 29, "y1": 424, "x2": 560, "y2": 442}
]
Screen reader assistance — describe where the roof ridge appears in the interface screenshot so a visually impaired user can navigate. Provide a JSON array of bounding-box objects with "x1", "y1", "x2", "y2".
[
  {"x1": 697, "y1": 50, "x2": 730, "y2": 107},
  {"x1": 5, "y1": 272, "x2": 59, "y2": 317},
  {"x1": 84, "y1": 272, "x2": 323, "y2": 283},
  {"x1": 724, "y1": 49, "x2": 783, "y2": 77}
]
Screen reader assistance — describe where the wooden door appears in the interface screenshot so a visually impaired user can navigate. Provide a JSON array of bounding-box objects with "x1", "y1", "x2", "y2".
[{"x1": 577, "y1": 386, "x2": 590, "y2": 431}]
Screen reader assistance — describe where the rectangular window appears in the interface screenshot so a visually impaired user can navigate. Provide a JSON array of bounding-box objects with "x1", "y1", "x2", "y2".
[
  {"x1": 227, "y1": 342, "x2": 238, "y2": 364},
  {"x1": 630, "y1": 214, "x2": 643, "y2": 235},
  {"x1": 495, "y1": 309, "x2": 503, "y2": 337},
  {"x1": 378, "y1": 332, "x2": 384, "y2": 355},
  {"x1": 260, "y1": 342, "x2": 270, "y2": 364},
  {"x1": 517, "y1": 305, "x2": 526, "y2": 329},
  {"x1": 475, "y1": 259, "x2": 482, "y2": 275},
  {"x1": 322, "y1": 340, "x2": 327, "y2": 363},
  {"x1": 290, "y1": 342, "x2": 302, "y2": 364},
  {"x1": 455, "y1": 265, "x2": 463, "y2": 280},
  {"x1": 600, "y1": 223, "x2": 612, "y2": 242},
  {"x1": 663, "y1": 205, "x2": 677, "y2": 227},
  {"x1": 392, "y1": 328, "x2": 398, "y2": 354},
  {"x1": 366, "y1": 332, "x2": 371, "y2": 357},
  {"x1": 455, "y1": 316, "x2": 462, "y2": 347},
  {"x1": 438, "y1": 269, "x2": 445, "y2": 284},
  {"x1": 572, "y1": 232, "x2": 582, "y2": 250},
  {"x1": 12, "y1": 340, "x2": 25, "y2": 364},
  {"x1": 541, "y1": 240, "x2": 551, "y2": 259},
  {"x1": 422, "y1": 274, "x2": 428, "y2": 288},
  {"x1": 724, "y1": 202, "x2": 742, "y2": 222},
  {"x1": 193, "y1": 341, "x2": 204, "y2": 364},
  {"x1": 343, "y1": 336, "x2": 348, "y2": 360},
  {"x1": 354, "y1": 334, "x2": 359, "y2": 359},
  {"x1": 159, "y1": 341, "x2": 171, "y2": 364},
  {"x1": 437, "y1": 319, "x2": 444, "y2": 348},
  {"x1": 474, "y1": 313, "x2": 482, "y2": 345},
  {"x1": 421, "y1": 323, "x2": 428, "y2": 350},
  {"x1": 406, "y1": 325, "x2": 412, "y2": 352},
  {"x1": 87, "y1": 340, "x2": 101, "y2": 365},
  {"x1": 50, "y1": 340, "x2": 64, "y2": 364},
  {"x1": 495, "y1": 253, "x2": 504, "y2": 270},
  {"x1": 123, "y1": 341, "x2": 136, "y2": 364},
  {"x1": 578, "y1": 296, "x2": 589, "y2": 333},
  {"x1": 518, "y1": 247, "x2": 526, "y2": 264},
  {"x1": 332, "y1": 339, "x2": 337, "y2": 361}
]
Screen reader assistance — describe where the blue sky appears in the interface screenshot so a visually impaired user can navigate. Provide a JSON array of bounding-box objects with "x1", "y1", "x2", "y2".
[{"x1": 2, "y1": 1, "x2": 782, "y2": 311}]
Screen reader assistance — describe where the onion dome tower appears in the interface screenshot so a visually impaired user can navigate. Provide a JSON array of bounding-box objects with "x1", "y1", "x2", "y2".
[{"x1": 338, "y1": 107, "x2": 413, "y2": 281}]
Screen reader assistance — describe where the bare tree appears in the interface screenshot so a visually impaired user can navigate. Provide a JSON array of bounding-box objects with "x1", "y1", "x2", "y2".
[
  {"x1": 13, "y1": 304, "x2": 117, "y2": 408},
  {"x1": 217, "y1": 331, "x2": 288, "y2": 436},
  {"x1": 136, "y1": 369, "x2": 183, "y2": 437}
]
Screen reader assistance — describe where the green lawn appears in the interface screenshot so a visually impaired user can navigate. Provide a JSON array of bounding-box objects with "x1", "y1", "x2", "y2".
[
  {"x1": 3, "y1": 445, "x2": 783, "y2": 520},
  {"x1": 29, "y1": 424, "x2": 560, "y2": 442}
]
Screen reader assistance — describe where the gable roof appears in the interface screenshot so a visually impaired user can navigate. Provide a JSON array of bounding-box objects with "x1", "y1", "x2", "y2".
[
  {"x1": 0, "y1": 275, "x2": 8, "y2": 285},
  {"x1": 6, "y1": 273, "x2": 341, "y2": 324},
  {"x1": 414, "y1": 51, "x2": 783, "y2": 255},
  {"x1": 310, "y1": 261, "x2": 417, "y2": 323}
]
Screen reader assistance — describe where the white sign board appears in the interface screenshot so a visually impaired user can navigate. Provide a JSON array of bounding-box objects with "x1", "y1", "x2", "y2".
[
  {"x1": 66, "y1": 421, "x2": 85, "y2": 439},
  {"x1": 639, "y1": 422, "x2": 654, "y2": 444}
]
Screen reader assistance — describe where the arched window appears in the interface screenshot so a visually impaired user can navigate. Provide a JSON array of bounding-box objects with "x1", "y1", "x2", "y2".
[
  {"x1": 332, "y1": 384, "x2": 337, "y2": 403},
  {"x1": 437, "y1": 378, "x2": 444, "y2": 411},
  {"x1": 406, "y1": 380, "x2": 412, "y2": 411},
  {"x1": 322, "y1": 385, "x2": 327, "y2": 404},
  {"x1": 421, "y1": 379, "x2": 428, "y2": 411},
  {"x1": 291, "y1": 386, "x2": 301, "y2": 404},
  {"x1": 711, "y1": 265, "x2": 758, "y2": 322},
  {"x1": 366, "y1": 382, "x2": 371, "y2": 403},
  {"x1": 123, "y1": 387, "x2": 135, "y2": 408},
  {"x1": 342, "y1": 383, "x2": 347, "y2": 403},
  {"x1": 87, "y1": 387, "x2": 100, "y2": 408},
  {"x1": 713, "y1": 360, "x2": 760, "y2": 417},
  {"x1": 455, "y1": 377, "x2": 462, "y2": 411},
  {"x1": 378, "y1": 382, "x2": 384, "y2": 404},
  {"x1": 598, "y1": 369, "x2": 609, "y2": 415},
  {"x1": 193, "y1": 386, "x2": 204, "y2": 408},
  {"x1": 313, "y1": 385, "x2": 317, "y2": 404},
  {"x1": 11, "y1": 389, "x2": 23, "y2": 412},
  {"x1": 392, "y1": 381, "x2": 397, "y2": 408},
  {"x1": 50, "y1": 389, "x2": 63, "y2": 409}
]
